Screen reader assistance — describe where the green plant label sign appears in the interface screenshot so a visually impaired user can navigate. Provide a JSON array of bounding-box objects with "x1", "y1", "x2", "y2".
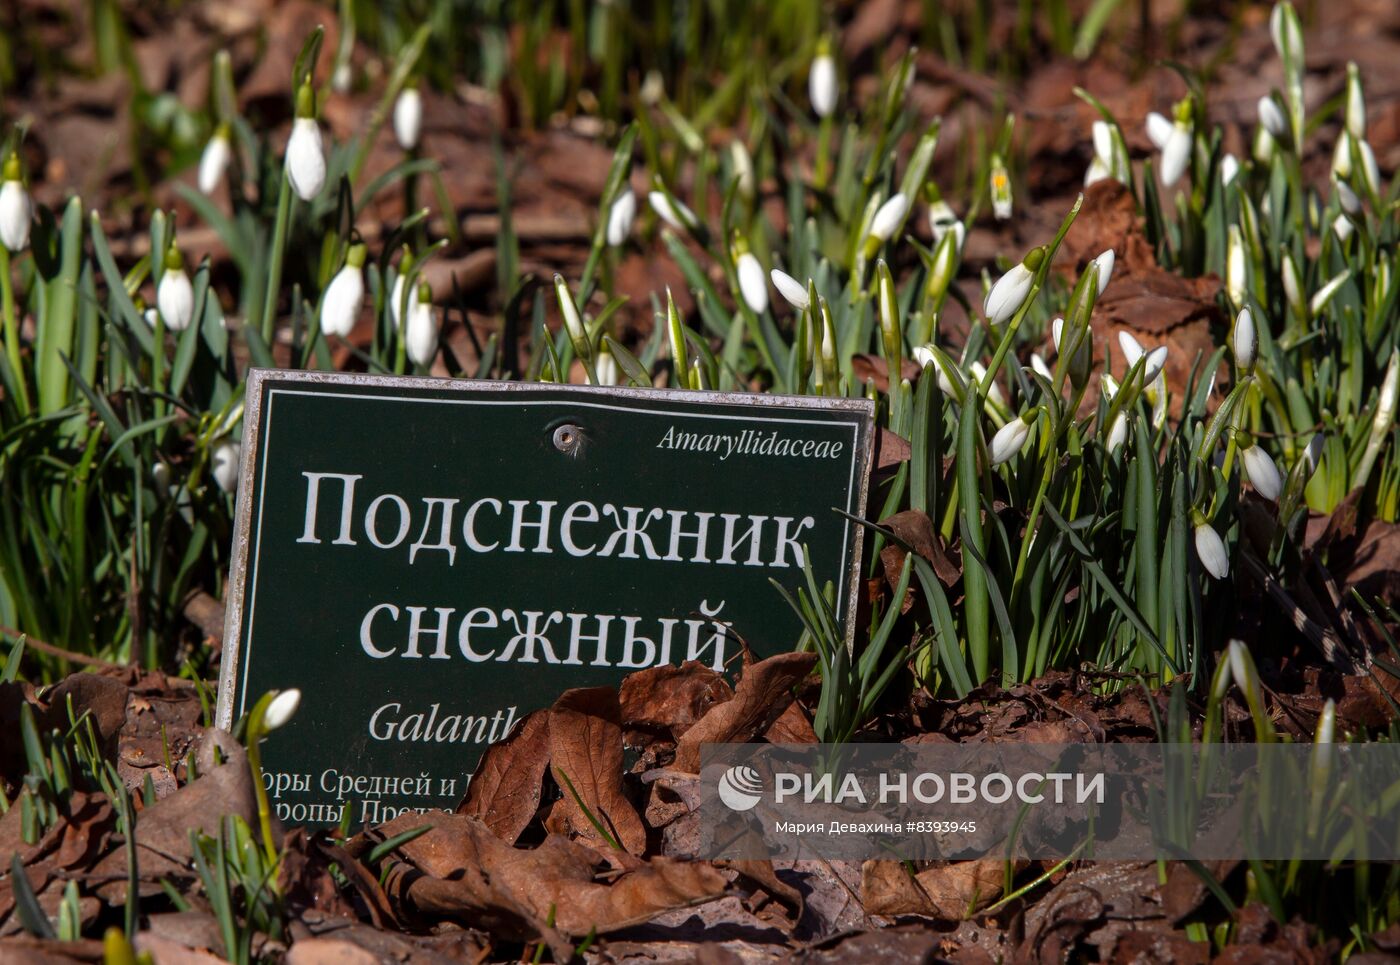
[{"x1": 216, "y1": 370, "x2": 874, "y2": 825}]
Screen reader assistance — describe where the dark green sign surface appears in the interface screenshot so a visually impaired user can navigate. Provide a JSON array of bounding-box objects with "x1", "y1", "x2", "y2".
[{"x1": 216, "y1": 370, "x2": 873, "y2": 825}]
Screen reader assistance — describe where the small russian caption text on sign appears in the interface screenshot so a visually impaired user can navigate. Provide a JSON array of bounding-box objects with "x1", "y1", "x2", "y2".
[{"x1": 215, "y1": 370, "x2": 874, "y2": 826}]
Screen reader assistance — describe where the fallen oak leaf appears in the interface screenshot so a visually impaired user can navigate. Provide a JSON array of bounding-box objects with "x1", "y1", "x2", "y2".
[
  {"x1": 547, "y1": 687, "x2": 647, "y2": 855},
  {"x1": 618, "y1": 661, "x2": 732, "y2": 740},
  {"x1": 861, "y1": 858, "x2": 1019, "y2": 919},
  {"x1": 674, "y1": 652, "x2": 818, "y2": 773},
  {"x1": 458, "y1": 709, "x2": 551, "y2": 844}
]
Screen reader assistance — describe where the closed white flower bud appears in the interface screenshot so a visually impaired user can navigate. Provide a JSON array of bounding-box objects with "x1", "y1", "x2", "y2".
[
  {"x1": 332, "y1": 62, "x2": 353, "y2": 94},
  {"x1": 1377, "y1": 350, "x2": 1400, "y2": 429},
  {"x1": 1270, "y1": 2, "x2": 1304, "y2": 71},
  {"x1": 1106, "y1": 412, "x2": 1128, "y2": 452},
  {"x1": 406, "y1": 286, "x2": 438, "y2": 367},
  {"x1": 1332, "y1": 213, "x2": 1354, "y2": 242},
  {"x1": 927, "y1": 199, "x2": 957, "y2": 243},
  {"x1": 984, "y1": 250, "x2": 1043, "y2": 325},
  {"x1": 1146, "y1": 112, "x2": 1174, "y2": 150},
  {"x1": 1315, "y1": 697, "x2": 1336, "y2": 745},
  {"x1": 264, "y1": 688, "x2": 302, "y2": 731},
  {"x1": 158, "y1": 258, "x2": 195, "y2": 333},
  {"x1": 1310, "y1": 269, "x2": 1351, "y2": 316},
  {"x1": 286, "y1": 117, "x2": 326, "y2": 201},
  {"x1": 212, "y1": 440, "x2": 240, "y2": 494},
  {"x1": 1092, "y1": 249, "x2": 1114, "y2": 296},
  {"x1": 595, "y1": 347, "x2": 620, "y2": 387},
  {"x1": 1084, "y1": 156, "x2": 1110, "y2": 187},
  {"x1": 1219, "y1": 153, "x2": 1240, "y2": 186},
  {"x1": 1332, "y1": 130, "x2": 1355, "y2": 180},
  {"x1": 1143, "y1": 346, "x2": 1168, "y2": 385},
  {"x1": 1194, "y1": 517, "x2": 1230, "y2": 579},
  {"x1": 554, "y1": 273, "x2": 588, "y2": 357},
  {"x1": 393, "y1": 86, "x2": 423, "y2": 151},
  {"x1": 389, "y1": 273, "x2": 407, "y2": 327},
  {"x1": 989, "y1": 413, "x2": 1034, "y2": 465},
  {"x1": 648, "y1": 189, "x2": 695, "y2": 232},
  {"x1": 869, "y1": 192, "x2": 909, "y2": 244},
  {"x1": 1281, "y1": 251, "x2": 1303, "y2": 314},
  {"x1": 970, "y1": 361, "x2": 1006, "y2": 409},
  {"x1": 1092, "y1": 121, "x2": 1114, "y2": 167},
  {"x1": 736, "y1": 252, "x2": 768, "y2": 314},
  {"x1": 1233, "y1": 307, "x2": 1257, "y2": 372},
  {"x1": 1336, "y1": 179, "x2": 1361, "y2": 216},
  {"x1": 809, "y1": 53, "x2": 837, "y2": 118},
  {"x1": 770, "y1": 269, "x2": 811, "y2": 311},
  {"x1": 1030, "y1": 353, "x2": 1053, "y2": 381},
  {"x1": 1242, "y1": 441, "x2": 1283, "y2": 500},
  {"x1": 1303, "y1": 433, "x2": 1324, "y2": 474},
  {"x1": 912, "y1": 344, "x2": 936, "y2": 369},
  {"x1": 1118, "y1": 330, "x2": 1143, "y2": 369},
  {"x1": 1160, "y1": 121, "x2": 1192, "y2": 186},
  {"x1": 1257, "y1": 96, "x2": 1288, "y2": 141},
  {"x1": 1345, "y1": 62, "x2": 1365, "y2": 140},
  {"x1": 1226, "y1": 226, "x2": 1247, "y2": 306},
  {"x1": 320, "y1": 245, "x2": 365, "y2": 338},
  {"x1": 0, "y1": 157, "x2": 32, "y2": 253},
  {"x1": 1358, "y1": 140, "x2": 1380, "y2": 197},
  {"x1": 606, "y1": 188, "x2": 636, "y2": 247},
  {"x1": 198, "y1": 128, "x2": 231, "y2": 195},
  {"x1": 1052, "y1": 317, "x2": 1065, "y2": 353}
]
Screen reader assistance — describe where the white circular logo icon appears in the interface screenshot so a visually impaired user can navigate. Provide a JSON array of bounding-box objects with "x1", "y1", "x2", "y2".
[{"x1": 717, "y1": 764, "x2": 764, "y2": 811}]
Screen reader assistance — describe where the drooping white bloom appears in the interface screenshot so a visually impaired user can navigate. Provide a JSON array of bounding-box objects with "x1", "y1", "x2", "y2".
[
  {"x1": 198, "y1": 128, "x2": 231, "y2": 195},
  {"x1": 1142, "y1": 346, "x2": 1168, "y2": 385},
  {"x1": 1219, "y1": 153, "x2": 1240, "y2": 186},
  {"x1": 984, "y1": 257, "x2": 1038, "y2": 325},
  {"x1": 1106, "y1": 411, "x2": 1128, "y2": 452},
  {"x1": 989, "y1": 154, "x2": 1012, "y2": 220},
  {"x1": 1118, "y1": 330, "x2": 1144, "y2": 369},
  {"x1": 969, "y1": 361, "x2": 1006, "y2": 409},
  {"x1": 927, "y1": 198, "x2": 957, "y2": 243},
  {"x1": 393, "y1": 86, "x2": 423, "y2": 151},
  {"x1": 320, "y1": 245, "x2": 365, "y2": 338},
  {"x1": 1084, "y1": 155, "x2": 1110, "y2": 187},
  {"x1": 405, "y1": 286, "x2": 439, "y2": 367},
  {"x1": 264, "y1": 689, "x2": 302, "y2": 731},
  {"x1": 1030, "y1": 353, "x2": 1053, "y2": 382},
  {"x1": 1194, "y1": 518, "x2": 1230, "y2": 580},
  {"x1": 809, "y1": 53, "x2": 837, "y2": 118},
  {"x1": 595, "y1": 348, "x2": 620, "y2": 387},
  {"x1": 0, "y1": 156, "x2": 32, "y2": 253},
  {"x1": 1052, "y1": 317, "x2": 1066, "y2": 353},
  {"x1": 157, "y1": 259, "x2": 195, "y2": 332},
  {"x1": 1333, "y1": 213, "x2": 1354, "y2": 242},
  {"x1": 1344, "y1": 62, "x2": 1365, "y2": 140},
  {"x1": 648, "y1": 190, "x2": 695, "y2": 232},
  {"x1": 285, "y1": 117, "x2": 326, "y2": 201},
  {"x1": 1092, "y1": 249, "x2": 1115, "y2": 296},
  {"x1": 211, "y1": 440, "x2": 240, "y2": 494},
  {"x1": 606, "y1": 188, "x2": 636, "y2": 247},
  {"x1": 730, "y1": 141, "x2": 755, "y2": 199},
  {"x1": 1233, "y1": 307, "x2": 1256, "y2": 372},
  {"x1": 770, "y1": 269, "x2": 811, "y2": 311},
  {"x1": 1161, "y1": 123, "x2": 1192, "y2": 186},
  {"x1": 1336, "y1": 179, "x2": 1361, "y2": 216},
  {"x1": 989, "y1": 414, "x2": 1033, "y2": 465},
  {"x1": 1146, "y1": 112, "x2": 1174, "y2": 150},
  {"x1": 1228, "y1": 639, "x2": 1258, "y2": 702},
  {"x1": 736, "y1": 252, "x2": 768, "y2": 314},
  {"x1": 912, "y1": 345, "x2": 936, "y2": 369},
  {"x1": 1241, "y1": 442, "x2": 1282, "y2": 500},
  {"x1": 1257, "y1": 96, "x2": 1289, "y2": 141},
  {"x1": 1226, "y1": 225, "x2": 1247, "y2": 306},
  {"x1": 869, "y1": 193, "x2": 909, "y2": 245}
]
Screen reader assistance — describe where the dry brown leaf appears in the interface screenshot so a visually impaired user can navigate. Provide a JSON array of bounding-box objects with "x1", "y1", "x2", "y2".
[
  {"x1": 673, "y1": 652, "x2": 818, "y2": 773},
  {"x1": 761, "y1": 700, "x2": 817, "y2": 744},
  {"x1": 861, "y1": 858, "x2": 1014, "y2": 919},
  {"x1": 458, "y1": 709, "x2": 551, "y2": 844},
  {"x1": 547, "y1": 688, "x2": 647, "y2": 855},
  {"x1": 618, "y1": 661, "x2": 733, "y2": 739}
]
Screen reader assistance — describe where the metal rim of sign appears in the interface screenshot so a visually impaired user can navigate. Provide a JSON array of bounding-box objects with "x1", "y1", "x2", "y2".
[{"x1": 214, "y1": 368, "x2": 877, "y2": 731}]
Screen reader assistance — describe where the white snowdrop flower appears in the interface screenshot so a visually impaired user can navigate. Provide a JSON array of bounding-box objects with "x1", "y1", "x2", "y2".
[
  {"x1": 1336, "y1": 179, "x2": 1361, "y2": 216},
  {"x1": 595, "y1": 347, "x2": 620, "y2": 387},
  {"x1": 1233, "y1": 307, "x2": 1256, "y2": 373},
  {"x1": 1092, "y1": 121, "x2": 1114, "y2": 168},
  {"x1": 0, "y1": 155, "x2": 32, "y2": 253},
  {"x1": 1377, "y1": 350, "x2": 1400, "y2": 429},
  {"x1": 143, "y1": 307, "x2": 158, "y2": 329},
  {"x1": 320, "y1": 244, "x2": 366, "y2": 338},
  {"x1": 1052, "y1": 317, "x2": 1065, "y2": 353},
  {"x1": 809, "y1": 51, "x2": 837, "y2": 118},
  {"x1": 869, "y1": 192, "x2": 909, "y2": 245},
  {"x1": 393, "y1": 86, "x2": 423, "y2": 151},
  {"x1": 1118, "y1": 330, "x2": 1144, "y2": 370},
  {"x1": 1030, "y1": 353, "x2": 1053, "y2": 381},
  {"x1": 1102, "y1": 372, "x2": 1121, "y2": 400},
  {"x1": 1084, "y1": 156, "x2": 1110, "y2": 187},
  {"x1": 1160, "y1": 119, "x2": 1192, "y2": 187},
  {"x1": 770, "y1": 269, "x2": 810, "y2": 312},
  {"x1": 405, "y1": 284, "x2": 439, "y2": 367},
  {"x1": 1194, "y1": 517, "x2": 1230, "y2": 580},
  {"x1": 1106, "y1": 412, "x2": 1128, "y2": 452},
  {"x1": 264, "y1": 689, "x2": 302, "y2": 731},
  {"x1": 1092, "y1": 249, "x2": 1114, "y2": 296},
  {"x1": 1315, "y1": 698, "x2": 1336, "y2": 746},
  {"x1": 1241, "y1": 441, "x2": 1283, "y2": 500},
  {"x1": 1219, "y1": 153, "x2": 1240, "y2": 186},
  {"x1": 927, "y1": 198, "x2": 957, "y2": 243},
  {"x1": 648, "y1": 189, "x2": 695, "y2": 232},
  {"x1": 1358, "y1": 140, "x2": 1380, "y2": 197},
  {"x1": 157, "y1": 250, "x2": 195, "y2": 332},
  {"x1": 554, "y1": 273, "x2": 588, "y2": 359},
  {"x1": 984, "y1": 248, "x2": 1044, "y2": 325},
  {"x1": 1257, "y1": 96, "x2": 1288, "y2": 141},
  {"x1": 1146, "y1": 112, "x2": 1174, "y2": 150},
  {"x1": 606, "y1": 188, "x2": 636, "y2": 247},
  {"x1": 1226, "y1": 226, "x2": 1247, "y2": 306},
  {"x1": 1281, "y1": 251, "x2": 1303, "y2": 316},
  {"x1": 989, "y1": 155, "x2": 1013, "y2": 220},
  {"x1": 332, "y1": 62, "x2": 353, "y2": 94},
  {"x1": 151, "y1": 461, "x2": 172, "y2": 496},
  {"x1": 1142, "y1": 346, "x2": 1168, "y2": 385},
  {"x1": 912, "y1": 344, "x2": 936, "y2": 369},
  {"x1": 969, "y1": 361, "x2": 1007, "y2": 409},
  {"x1": 1332, "y1": 213, "x2": 1354, "y2": 242},
  {"x1": 1270, "y1": 2, "x2": 1304, "y2": 71},
  {"x1": 730, "y1": 141, "x2": 755, "y2": 199},
  {"x1": 927, "y1": 227, "x2": 961, "y2": 302},
  {"x1": 389, "y1": 273, "x2": 408, "y2": 327},
  {"x1": 285, "y1": 115, "x2": 326, "y2": 202},
  {"x1": 1332, "y1": 130, "x2": 1355, "y2": 181},
  {"x1": 1227, "y1": 640, "x2": 1258, "y2": 704},
  {"x1": 211, "y1": 440, "x2": 240, "y2": 494},
  {"x1": 736, "y1": 252, "x2": 768, "y2": 314},
  {"x1": 989, "y1": 412, "x2": 1035, "y2": 465},
  {"x1": 197, "y1": 126, "x2": 231, "y2": 195},
  {"x1": 1345, "y1": 62, "x2": 1366, "y2": 139},
  {"x1": 1310, "y1": 269, "x2": 1351, "y2": 316}
]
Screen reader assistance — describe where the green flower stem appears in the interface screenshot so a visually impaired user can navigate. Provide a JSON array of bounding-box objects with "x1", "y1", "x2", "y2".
[
  {"x1": 0, "y1": 246, "x2": 31, "y2": 414},
  {"x1": 260, "y1": 174, "x2": 294, "y2": 345},
  {"x1": 813, "y1": 113, "x2": 832, "y2": 190}
]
